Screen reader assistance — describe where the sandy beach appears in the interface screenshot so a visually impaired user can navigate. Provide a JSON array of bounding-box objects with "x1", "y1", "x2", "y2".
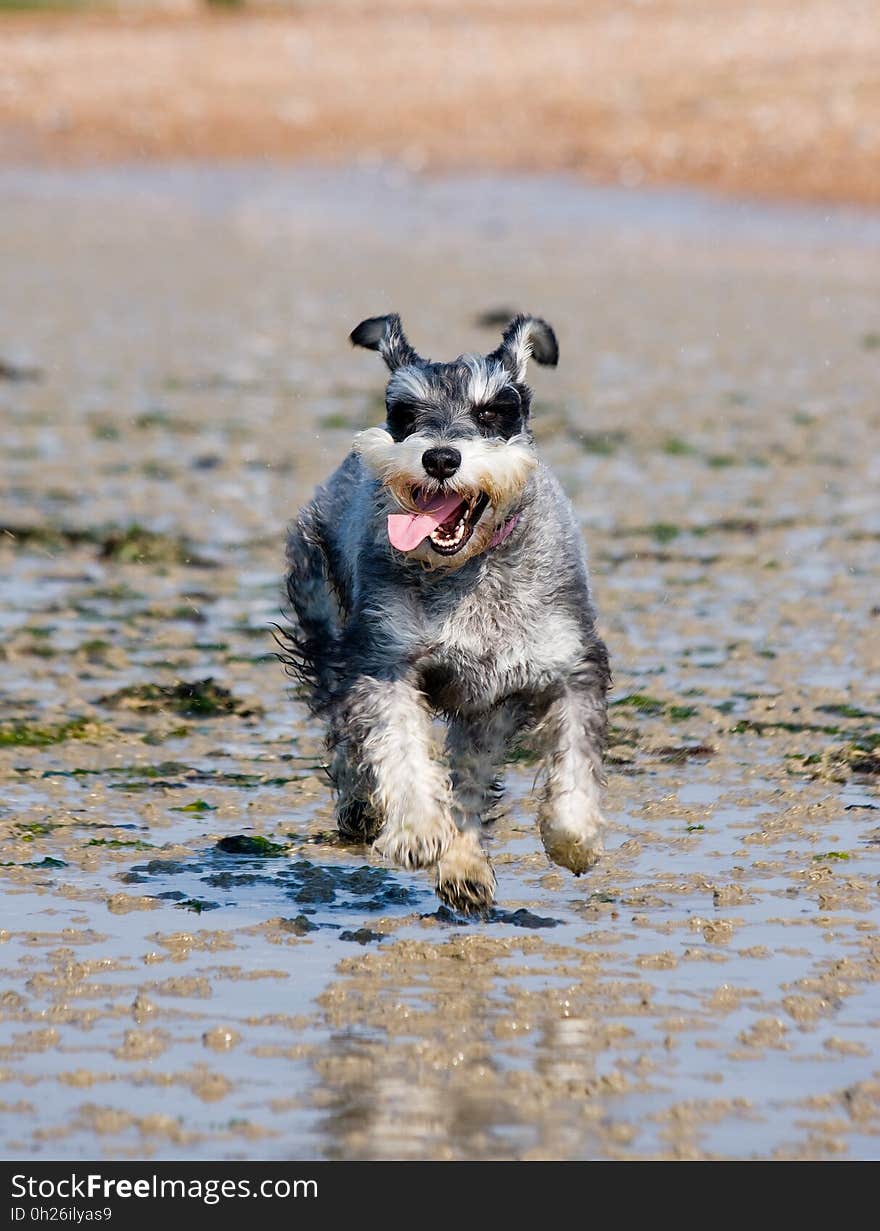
[
  {"x1": 1, "y1": 1, "x2": 879, "y2": 206},
  {"x1": 1, "y1": 165, "x2": 878, "y2": 1158}
]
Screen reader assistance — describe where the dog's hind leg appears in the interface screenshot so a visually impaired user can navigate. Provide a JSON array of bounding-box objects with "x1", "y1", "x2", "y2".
[
  {"x1": 327, "y1": 718, "x2": 381, "y2": 843},
  {"x1": 535, "y1": 649, "x2": 609, "y2": 875},
  {"x1": 434, "y1": 706, "x2": 521, "y2": 911}
]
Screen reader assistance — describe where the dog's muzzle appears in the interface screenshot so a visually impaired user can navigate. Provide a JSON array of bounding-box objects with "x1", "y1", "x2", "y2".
[{"x1": 387, "y1": 489, "x2": 490, "y2": 556}]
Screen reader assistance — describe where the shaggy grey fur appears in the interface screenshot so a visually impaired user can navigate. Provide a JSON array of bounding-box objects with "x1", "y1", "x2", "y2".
[{"x1": 281, "y1": 313, "x2": 610, "y2": 911}]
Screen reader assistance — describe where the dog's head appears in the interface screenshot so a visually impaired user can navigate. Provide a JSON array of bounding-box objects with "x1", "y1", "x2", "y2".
[{"x1": 350, "y1": 312, "x2": 558, "y2": 570}]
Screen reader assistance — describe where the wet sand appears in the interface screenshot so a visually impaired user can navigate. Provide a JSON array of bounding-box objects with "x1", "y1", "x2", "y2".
[
  {"x1": 2, "y1": 2, "x2": 880, "y2": 207},
  {"x1": 0, "y1": 166, "x2": 879, "y2": 1159}
]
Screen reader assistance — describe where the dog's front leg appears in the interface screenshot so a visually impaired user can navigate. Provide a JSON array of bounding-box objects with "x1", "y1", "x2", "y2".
[
  {"x1": 338, "y1": 675, "x2": 457, "y2": 870},
  {"x1": 536, "y1": 673, "x2": 607, "y2": 875},
  {"x1": 435, "y1": 707, "x2": 520, "y2": 911}
]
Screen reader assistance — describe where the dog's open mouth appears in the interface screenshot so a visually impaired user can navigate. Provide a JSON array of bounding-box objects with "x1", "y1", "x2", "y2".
[
  {"x1": 427, "y1": 492, "x2": 490, "y2": 555},
  {"x1": 387, "y1": 489, "x2": 490, "y2": 556}
]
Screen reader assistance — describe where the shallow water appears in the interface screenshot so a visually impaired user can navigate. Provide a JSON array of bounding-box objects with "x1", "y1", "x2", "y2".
[{"x1": 0, "y1": 165, "x2": 878, "y2": 1160}]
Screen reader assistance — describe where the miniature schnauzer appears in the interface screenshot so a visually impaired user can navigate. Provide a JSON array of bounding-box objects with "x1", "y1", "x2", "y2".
[{"x1": 281, "y1": 313, "x2": 610, "y2": 911}]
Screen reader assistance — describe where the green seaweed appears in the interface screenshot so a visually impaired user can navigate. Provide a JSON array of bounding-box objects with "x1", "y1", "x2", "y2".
[
  {"x1": 0, "y1": 718, "x2": 95, "y2": 747},
  {"x1": 176, "y1": 898, "x2": 221, "y2": 914},
  {"x1": 140, "y1": 462, "x2": 175, "y2": 480},
  {"x1": 575, "y1": 431, "x2": 626, "y2": 456},
  {"x1": 41, "y1": 768, "x2": 102, "y2": 779},
  {"x1": 854, "y1": 733, "x2": 880, "y2": 751},
  {"x1": 142, "y1": 727, "x2": 191, "y2": 745},
  {"x1": 729, "y1": 719, "x2": 843, "y2": 737},
  {"x1": 230, "y1": 623, "x2": 271, "y2": 640},
  {"x1": 611, "y1": 694, "x2": 666, "y2": 715},
  {"x1": 79, "y1": 638, "x2": 113, "y2": 660},
  {"x1": 319, "y1": 412, "x2": 358, "y2": 430},
  {"x1": 662, "y1": 437, "x2": 698, "y2": 457},
  {"x1": 279, "y1": 915, "x2": 320, "y2": 935},
  {"x1": 135, "y1": 408, "x2": 198, "y2": 432},
  {"x1": 0, "y1": 521, "x2": 213, "y2": 567},
  {"x1": 657, "y1": 744, "x2": 714, "y2": 763},
  {"x1": 818, "y1": 703, "x2": 880, "y2": 722},
  {"x1": 99, "y1": 525, "x2": 210, "y2": 567},
  {"x1": 98, "y1": 678, "x2": 261, "y2": 719},
  {"x1": 86, "y1": 838, "x2": 156, "y2": 850},
  {"x1": 111, "y1": 768, "x2": 298, "y2": 793},
  {"x1": 19, "y1": 642, "x2": 56, "y2": 658},
  {"x1": 171, "y1": 800, "x2": 217, "y2": 813},
  {"x1": 85, "y1": 583, "x2": 144, "y2": 603},
  {"x1": 339, "y1": 928, "x2": 385, "y2": 944},
  {"x1": 141, "y1": 606, "x2": 208, "y2": 625},
  {"x1": 117, "y1": 760, "x2": 192, "y2": 778},
  {"x1": 91, "y1": 421, "x2": 120, "y2": 440},
  {"x1": 648, "y1": 523, "x2": 681, "y2": 544},
  {"x1": 14, "y1": 822, "x2": 58, "y2": 839},
  {"x1": 792, "y1": 736, "x2": 880, "y2": 780},
  {"x1": 690, "y1": 517, "x2": 782, "y2": 537},
  {"x1": 215, "y1": 835, "x2": 289, "y2": 858}
]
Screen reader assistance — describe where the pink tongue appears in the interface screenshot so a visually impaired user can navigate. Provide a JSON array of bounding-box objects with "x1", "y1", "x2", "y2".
[{"x1": 387, "y1": 492, "x2": 466, "y2": 551}]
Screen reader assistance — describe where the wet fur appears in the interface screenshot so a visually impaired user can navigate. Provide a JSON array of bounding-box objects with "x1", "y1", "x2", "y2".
[{"x1": 281, "y1": 314, "x2": 610, "y2": 911}]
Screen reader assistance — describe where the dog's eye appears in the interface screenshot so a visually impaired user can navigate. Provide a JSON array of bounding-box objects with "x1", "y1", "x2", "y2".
[
  {"x1": 473, "y1": 387, "x2": 521, "y2": 432},
  {"x1": 387, "y1": 401, "x2": 417, "y2": 439}
]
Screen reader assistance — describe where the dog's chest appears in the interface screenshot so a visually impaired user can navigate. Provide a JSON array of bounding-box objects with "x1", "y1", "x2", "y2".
[{"x1": 409, "y1": 571, "x2": 583, "y2": 705}]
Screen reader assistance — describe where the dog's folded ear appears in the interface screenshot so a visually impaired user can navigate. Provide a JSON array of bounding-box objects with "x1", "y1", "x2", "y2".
[
  {"x1": 350, "y1": 313, "x2": 423, "y2": 372},
  {"x1": 491, "y1": 314, "x2": 559, "y2": 381}
]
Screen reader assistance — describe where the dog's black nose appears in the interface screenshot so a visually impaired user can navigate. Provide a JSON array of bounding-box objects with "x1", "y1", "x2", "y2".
[{"x1": 421, "y1": 446, "x2": 461, "y2": 479}]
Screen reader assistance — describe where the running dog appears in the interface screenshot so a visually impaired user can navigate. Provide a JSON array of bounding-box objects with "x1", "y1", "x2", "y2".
[{"x1": 281, "y1": 313, "x2": 610, "y2": 911}]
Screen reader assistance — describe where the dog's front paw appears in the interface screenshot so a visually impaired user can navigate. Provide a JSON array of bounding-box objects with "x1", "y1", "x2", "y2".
[
  {"x1": 436, "y1": 832, "x2": 496, "y2": 913},
  {"x1": 540, "y1": 813, "x2": 605, "y2": 875},
  {"x1": 373, "y1": 814, "x2": 457, "y2": 870}
]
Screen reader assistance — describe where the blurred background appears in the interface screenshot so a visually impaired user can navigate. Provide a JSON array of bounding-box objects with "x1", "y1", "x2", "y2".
[
  {"x1": 2, "y1": 0, "x2": 879, "y2": 1163},
  {"x1": 2, "y1": 0, "x2": 879, "y2": 204}
]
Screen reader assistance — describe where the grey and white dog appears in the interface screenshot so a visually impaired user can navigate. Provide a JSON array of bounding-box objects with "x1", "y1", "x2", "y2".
[{"x1": 281, "y1": 313, "x2": 610, "y2": 912}]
